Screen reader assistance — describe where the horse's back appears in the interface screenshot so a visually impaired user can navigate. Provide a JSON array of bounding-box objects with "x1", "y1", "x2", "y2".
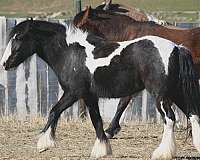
[{"x1": 92, "y1": 36, "x2": 176, "y2": 98}]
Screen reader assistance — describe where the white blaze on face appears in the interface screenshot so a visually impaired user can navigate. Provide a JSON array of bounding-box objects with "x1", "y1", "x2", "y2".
[{"x1": 0, "y1": 38, "x2": 13, "y2": 67}]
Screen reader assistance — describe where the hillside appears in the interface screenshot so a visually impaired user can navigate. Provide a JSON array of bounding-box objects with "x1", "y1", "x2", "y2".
[{"x1": 0, "y1": 0, "x2": 199, "y2": 21}]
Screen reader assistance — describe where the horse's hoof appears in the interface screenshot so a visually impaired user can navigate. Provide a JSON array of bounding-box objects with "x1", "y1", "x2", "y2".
[
  {"x1": 105, "y1": 132, "x2": 113, "y2": 139},
  {"x1": 37, "y1": 128, "x2": 56, "y2": 152},
  {"x1": 90, "y1": 138, "x2": 112, "y2": 159},
  {"x1": 105, "y1": 126, "x2": 121, "y2": 139},
  {"x1": 151, "y1": 145, "x2": 176, "y2": 160}
]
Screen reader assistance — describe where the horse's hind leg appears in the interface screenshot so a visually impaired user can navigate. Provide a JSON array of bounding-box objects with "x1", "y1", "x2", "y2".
[
  {"x1": 189, "y1": 115, "x2": 200, "y2": 153},
  {"x1": 105, "y1": 96, "x2": 132, "y2": 138},
  {"x1": 151, "y1": 97, "x2": 176, "y2": 160},
  {"x1": 83, "y1": 93, "x2": 112, "y2": 159},
  {"x1": 37, "y1": 93, "x2": 78, "y2": 152}
]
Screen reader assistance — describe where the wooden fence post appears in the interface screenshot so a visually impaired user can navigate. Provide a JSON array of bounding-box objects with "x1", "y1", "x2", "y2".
[
  {"x1": 75, "y1": 0, "x2": 82, "y2": 14},
  {"x1": 0, "y1": 17, "x2": 7, "y2": 116},
  {"x1": 142, "y1": 90, "x2": 147, "y2": 122},
  {"x1": 27, "y1": 55, "x2": 38, "y2": 117},
  {"x1": 74, "y1": 0, "x2": 87, "y2": 119},
  {"x1": 16, "y1": 18, "x2": 27, "y2": 120}
]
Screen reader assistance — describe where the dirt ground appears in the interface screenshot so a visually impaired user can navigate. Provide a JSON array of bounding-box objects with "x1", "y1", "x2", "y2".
[{"x1": 0, "y1": 117, "x2": 199, "y2": 160}]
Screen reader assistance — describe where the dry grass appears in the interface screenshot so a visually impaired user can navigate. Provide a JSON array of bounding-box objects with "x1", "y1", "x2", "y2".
[{"x1": 0, "y1": 116, "x2": 199, "y2": 159}]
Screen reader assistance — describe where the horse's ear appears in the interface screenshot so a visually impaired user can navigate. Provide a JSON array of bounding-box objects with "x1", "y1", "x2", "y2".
[
  {"x1": 102, "y1": 0, "x2": 112, "y2": 4},
  {"x1": 77, "y1": 6, "x2": 90, "y2": 27},
  {"x1": 89, "y1": 6, "x2": 92, "y2": 11},
  {"x1": 103, "y1": 0, "x2": 112, "y2": 10},
  {"x1": 84, "y1": 6, "x2": 91, "y2": 18}
]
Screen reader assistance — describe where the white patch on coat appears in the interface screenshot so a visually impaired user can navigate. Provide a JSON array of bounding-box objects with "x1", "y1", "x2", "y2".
[
  {"x1": 65, "y1": 24, "x2": 95, "y2": 55},
  {"x1": 190, "y1": 115, "x2": 200, "y2": 153},
  {"x1": 90, "y1": 138, "x2": 112, "y2": 159},
  {"x1": 0, "y1": 38, "x2": 13, "y2": 67},
  {"x1": 37, "y1": 127, "x2": 56, "y2": 152},
  {"x1": 146, "y1": 36, "x2": 176, "y2": 74},
  {"x1": 151, "y1": 102, "x2": 176, "y2": 160},
  {"x1": 65, "y1": 24, "x2": 176, "y2": 74},
  {"x1": 89, "y1": 35, "x2": 175, "y2": 74}
]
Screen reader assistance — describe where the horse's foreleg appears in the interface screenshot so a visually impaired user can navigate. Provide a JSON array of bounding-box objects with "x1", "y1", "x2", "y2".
[
  {"x1": 83, "y1": 93, "x2": 112, "y2": 159},
  {"x1": 105, "y1": 96, "x2": 132, "y2": 138},
  {"x1": 152, "y1": 98, "x2": 176, "y2": 160},
  {"x1": 37, "y1": 93, "x2": 77, "y2": 152}
]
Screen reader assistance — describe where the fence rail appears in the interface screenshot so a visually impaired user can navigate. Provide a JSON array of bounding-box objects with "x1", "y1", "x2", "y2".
[{"x1": 0, "y1": 17, "x2": 199, "y2": 123}]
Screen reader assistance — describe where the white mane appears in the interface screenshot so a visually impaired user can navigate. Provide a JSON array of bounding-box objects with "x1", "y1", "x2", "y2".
[
  {"x1": 65, "y1": 23, "x2": 95, "y2": 58},
  {"x1": 65, "y1": 24, "x2": 87, "y2": 45}
]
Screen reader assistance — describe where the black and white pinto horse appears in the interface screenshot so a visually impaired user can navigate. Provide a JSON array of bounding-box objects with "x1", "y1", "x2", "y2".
[{"x1": 1, "y1": 19, "x2": 200, "y2": 160}]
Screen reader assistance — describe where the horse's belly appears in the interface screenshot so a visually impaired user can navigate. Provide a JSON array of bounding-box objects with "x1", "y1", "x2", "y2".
[{"x1": 92, "y1": 66, "x2": 144, "y2": 98}]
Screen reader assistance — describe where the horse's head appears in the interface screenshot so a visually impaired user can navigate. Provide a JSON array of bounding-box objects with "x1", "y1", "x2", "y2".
[
  {"x1": 74, "y1": 5, "x2": 120, "y2": 33},
  {"x1": 74, "y1": 5, "x2": 116, "y2": 27},
  {"x1": 0, "y1": 19, "x2": 36, "y2": 70},
  {"x1": 73, "y1": 6, "x2": 92, "y2": 27},
  {"x1": 1, "y1": 19, "x2": 66, "y2": 70}
]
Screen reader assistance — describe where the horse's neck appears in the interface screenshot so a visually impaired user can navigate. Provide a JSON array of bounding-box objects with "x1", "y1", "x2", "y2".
[
  {"x1": 86, "y1": 19, "x2": 135, "y2": 41},
  {"x1": 38, "y1": 39, "x2": 65, "y2": 73}
]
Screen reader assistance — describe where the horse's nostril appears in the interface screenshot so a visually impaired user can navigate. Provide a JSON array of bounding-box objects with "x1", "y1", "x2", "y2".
[{"x1": 3, "y1": 62, "x2": 5, "y2": 66}]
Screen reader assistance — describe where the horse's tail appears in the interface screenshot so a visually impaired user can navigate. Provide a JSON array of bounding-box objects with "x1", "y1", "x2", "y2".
[{"x1": 178, "y1": 46, "x2": 200, "y2": 117}]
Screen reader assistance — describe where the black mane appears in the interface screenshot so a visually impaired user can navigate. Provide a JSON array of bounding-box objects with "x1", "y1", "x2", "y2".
[
  {"x1": 73, "y1": 7, "x2": 136, "y2": 25},
  {"x1": 10, "y1": 20, "x2": 66, "y2": 39},
  {"x1": 96, "y1": 3, "x2": 129, "y2": 14}
]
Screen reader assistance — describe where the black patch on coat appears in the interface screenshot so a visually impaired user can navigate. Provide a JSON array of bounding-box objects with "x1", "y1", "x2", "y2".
[
  {"x1": 92, "y1": 39, "x2": 163, "y2": 98},
  {"x1": 92, "y1": 43, "x2": 119, "y2": 59},
  {"x1": 86, "y1": 33, "x2": 120, "y2": 58}
]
